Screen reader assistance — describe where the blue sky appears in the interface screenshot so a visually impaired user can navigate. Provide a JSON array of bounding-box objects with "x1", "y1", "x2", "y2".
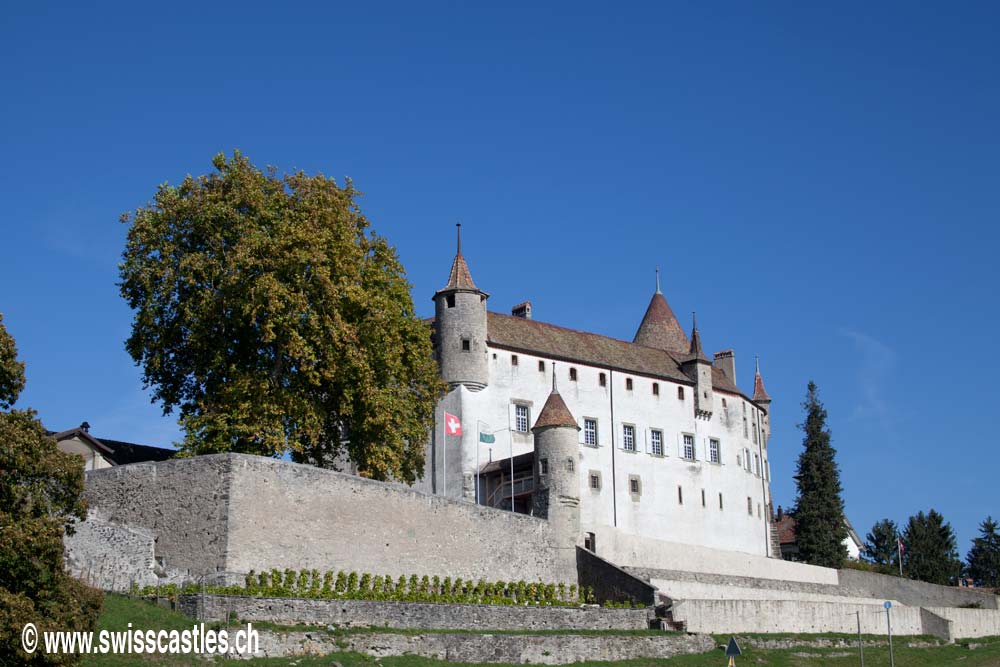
[{"x1": 2, "y1": 2, "x2": 997, "y2": 555}]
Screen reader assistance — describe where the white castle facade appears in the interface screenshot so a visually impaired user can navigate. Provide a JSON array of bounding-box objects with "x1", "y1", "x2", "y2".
[{"x1": 422, "y1": 229, "x2": 778, "y2": 558}]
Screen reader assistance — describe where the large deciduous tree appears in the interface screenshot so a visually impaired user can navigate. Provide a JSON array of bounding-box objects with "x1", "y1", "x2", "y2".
[
  {"x1": 865, "y1": 518, "x2": 901, "y2": 570},
  {"x1": 965, "y1": 516, "x2": 1000, "y2": 588},
  {"x1": 0, "y1": 313, "x2": 102, "y2": 666},
  {"x1": 792, "y1": 382, "x2": 848, "y2": 568},
  {"x1": 119, "y1": 152, "x2": 445, "y2": 482},
  {"x1": 901, "y1": 509, "x2": 961, "y2": 585}
]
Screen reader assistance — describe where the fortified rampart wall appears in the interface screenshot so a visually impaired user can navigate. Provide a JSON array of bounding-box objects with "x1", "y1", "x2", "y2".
[{"x1": 76, "y1": 454, "x2": 576, "y2": 589}]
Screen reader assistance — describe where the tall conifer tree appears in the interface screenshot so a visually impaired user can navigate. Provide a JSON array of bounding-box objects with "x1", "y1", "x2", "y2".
[
  {"x1": 966, "y1": 516, "x2": 1000, "y2": 588},
  {"x1": 902, "y1": 509, "x2": 961, "y2": 585},
  {"x1": 792, "y1": 382, "x2": 848, "y2": 568}
]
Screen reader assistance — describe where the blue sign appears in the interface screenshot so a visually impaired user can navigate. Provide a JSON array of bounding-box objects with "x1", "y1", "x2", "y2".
[
  {"x1": 725, "y1": 637, "x2": 742, "y2": 657},
  {"x1": 884, "y1": 601, "x2": 892, "y2": 609}
]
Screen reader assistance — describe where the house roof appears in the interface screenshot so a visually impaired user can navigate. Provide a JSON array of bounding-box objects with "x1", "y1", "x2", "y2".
[
  {"x1": 632, "y1": 291, "x2": 690, "y2": 353},
  {"x1": 440, "y1": 252, "x2": 479, "y2": 292},
  {"x1": 485, "y1": 312, "x2": 749, "y2": 400},
  {"x1": 753, "y1": 369, "x2": 772, "y2": 402},
  {"x1": 50, "y1": 426, "x2": 176, "y2": 466},
  {"x1": 479, "y1": 451, "x2": 534, "y2": 474}
]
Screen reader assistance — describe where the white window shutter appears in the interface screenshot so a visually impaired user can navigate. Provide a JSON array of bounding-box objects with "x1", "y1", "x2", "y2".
[{"x1": 644, "y1": 428, "x2": 650, "y2": 454}]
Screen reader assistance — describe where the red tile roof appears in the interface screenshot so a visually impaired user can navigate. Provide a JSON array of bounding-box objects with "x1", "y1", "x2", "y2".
[
  {"x1": 533, "y1": 390, "x2": 580, "y2": 430},
  {"x1": 485, "y1": 312, "x2": 748, "y2": 398},
  {"x1": 440, "y1": 252, "x2": 478, "y2": 291},
  {"x1": 753, "y1": 370, "x2": 772, "y2": 402},
  {"x1": 632, "y1": 292, "x2": 690, "y2": 353}
]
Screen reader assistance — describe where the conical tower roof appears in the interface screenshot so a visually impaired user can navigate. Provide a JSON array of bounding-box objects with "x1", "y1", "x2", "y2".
[
  {"x1": 687, "y1": 313, "x2": 709, "y2": 362},
  {"x1": 753, "y1": 356, "x2": 772, "y2": 402},
  {"x1": 533, "y1": 367, "x2": 579, "y2": 430},
  {"x1": 437, "y1": 224, "x2": 481, "y2": 293},
  {"x1": 632, "y1": 270, "x2": 689, "y2": 353}
]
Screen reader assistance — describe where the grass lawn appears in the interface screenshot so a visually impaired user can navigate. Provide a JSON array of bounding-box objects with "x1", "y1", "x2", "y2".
[{"x1": 80, "y1": 596, "x2": 1000, "y2": 667}]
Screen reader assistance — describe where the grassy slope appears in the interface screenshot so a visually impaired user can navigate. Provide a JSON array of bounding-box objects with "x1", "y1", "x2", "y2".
[{"x1": 81, "y1": 596, "x2": 1000, "y2": 667}]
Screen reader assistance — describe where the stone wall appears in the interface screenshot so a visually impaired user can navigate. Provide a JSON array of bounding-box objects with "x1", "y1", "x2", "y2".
[
  {"x1": 179, "y1": 594, "x2": 653, "y2": 631},
  {"x1": 577, "y1": 547, "x2": 656, "y2": 606},
  {"x1": 63, "y1": 513, "x2": 160, "y2": 591},
  {"x1": 250, "y1": 629, "x2": 715, "y2": 664},
  {"x1": 670, "y1": 599, "x2": 934, "y2": 637},
  {"x1": 926, "y1": 607, "x2": 1000, "y2": 639},
  {"x1": 81, "y1": 456, "x2": 233, "y2": 578},
  {"x1": 223, "y1": 454, "x2": 575, "y2": 584},
  {"x1": 837, "y1": 569, "x2": 999, "y2": 610}
]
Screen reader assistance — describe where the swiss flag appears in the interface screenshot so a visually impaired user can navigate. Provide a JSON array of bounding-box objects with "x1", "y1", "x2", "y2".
[{"x1": 444, "y1": 412, "x2": 463, "y2": 436}]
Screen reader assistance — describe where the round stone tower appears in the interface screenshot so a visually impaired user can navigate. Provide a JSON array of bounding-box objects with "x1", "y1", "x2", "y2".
[
  {"x1": 433, "y1": 225, "x2": 489, "y2": 391},
  {"x1": 532, "y1": 368, "x2": 581, "y2": 550}
]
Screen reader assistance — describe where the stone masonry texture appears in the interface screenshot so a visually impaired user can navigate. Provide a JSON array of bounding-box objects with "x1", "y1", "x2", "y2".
[{"x1": 181, "y1": 594, "x2": 653, "y2": 631}]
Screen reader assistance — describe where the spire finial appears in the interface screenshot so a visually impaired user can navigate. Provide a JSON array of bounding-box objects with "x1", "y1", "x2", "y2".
[
  {"x1": 755, "y1": 354, "x2": 760, "y2": 375},
  {"x1": 456, "y1": 222, "x2": 462, "y2": 254},
  {"x1": 655, "y1": 267, "x2": 661, "y2": 294},
  {"x1": 692, "y1": 311, "x2": 697, "y2": 331},
  {"x1": 552, "y1": 362, "x2": 558, "y2": 393}
]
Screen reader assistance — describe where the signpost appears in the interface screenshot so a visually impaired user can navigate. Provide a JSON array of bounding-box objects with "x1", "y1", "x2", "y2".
[
  {"x1": 884, "y1": 601, "x2": 895, "y2": 667},
  {"x1": 725, "y1": 636, "x2": 742, "y2": 665}
]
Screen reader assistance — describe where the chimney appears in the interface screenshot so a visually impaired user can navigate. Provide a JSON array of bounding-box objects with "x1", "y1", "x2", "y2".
[
  {"x1": 511, "y1": 301, "x2": 532, "y2": 320},
  {"x1": 713, "y1": 349, "x2": 736, "y2": 384}
]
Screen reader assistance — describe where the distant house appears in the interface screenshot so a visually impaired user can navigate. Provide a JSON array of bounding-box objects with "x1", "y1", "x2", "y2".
[
  {"x1": 774, "y1": 506, "x2": 865, "y2": 561},
  {"x1": 50, "y1": 422, "x2": 176, "y2": 470}
]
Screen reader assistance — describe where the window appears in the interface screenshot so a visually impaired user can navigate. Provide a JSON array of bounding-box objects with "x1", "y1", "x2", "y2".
[
  {"x1": 709, "y1": 438, "x2": 720, "y2": 464},
  {"x1": 514, "y1": 405, "x2": 529, "y2": 432},
  {"x1": 446, "y1": 294, "x2": 455, "y2": 308},
  {"x1": 512, "y1": 354, "x2": 519, "y2": 366},
  {"x1": 754, "y1": 453, "x2": 761, "y2": 476},
  {"x1": 569, "y1": 367, "x2": 577, "y2": 382},
  {"x1": 629, "y1": 476, "x2": 641, "y2": 496},
  {"x1": 701, "y1": 489, "x2": 706, "y2": 507},
  {"x1": 652, "y1": 382, "x2": 659, "y2": 396},
  {"x1": 752, "y1": 422, "x2": 759, "y2": 444},
  {"x1": 622, "y1": 424, "x2": 636, "y2": 452},
  {"x1": 677, "y1": 386, "x2": 685, "y2": 400},
  {"x1": 722, "y1": 398, "x2": 727, "y2": 408},
  {"x1": 719, "y1": 492, "x2": 724, "y2": 510},
  {"x1": 540, "y1": 459, "x2": 548, "y2": 475},
  {"x1": 758, "y1": 503, "x2": 762, "y2": 518},
  {"x1": 599, "y1": 373, "x2": 607, "y2": 387},
  {"x1": 584, "y1": 532, "x2": 596, "y2": 551},
  {"x1": 650, "y1": 429, "x2": 663, "y2": 456},
  {"x1": 747, "y1": 497, "x2": 753, "y2": 515},
  {"x1": 461, "y1": 338, "x2": 471, "y2": 351},
  {"x1": 566, "y1": 457, "x2": 575, "y2": 472},
  {"x1": 538, "y1": 360, "x2": 545, "y2": 372},
  {"x1": 625, "y1": 378, "x2": 633, "y2": 391},
  {"x1": 589, "y1": 471, "x2": 601, "y2": 490},
  {"x1": 583, "y1": 419, "x2": 598, "y2": 446},
  {"x1": 677, "y1": 485, "x2": 683, "y2": 505},
  {"x1": 682, "y1": 434, "x2": 695, "y2": 460},
  {"x1": 746, "y1": 448, "x2": 752, "y2": 472}
]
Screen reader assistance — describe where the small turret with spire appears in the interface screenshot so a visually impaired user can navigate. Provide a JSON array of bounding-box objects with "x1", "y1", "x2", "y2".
[
  {"x1": 433, "y1": 224, "x2": 490, "y2": 390},
  {"x1": 532, "y1": 364, "x2": 581, "y2": 556},
  {"x1": 753, "y1": 356, "x2": 772, "y2": 439},
  {"x1": 681, "y1": 312, "x2": 714, "y2": 419}
]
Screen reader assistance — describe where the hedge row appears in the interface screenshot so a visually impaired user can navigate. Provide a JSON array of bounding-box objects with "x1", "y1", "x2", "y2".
[{"x1": 136, "y1": 569, "x2": 638, "y2": 607}]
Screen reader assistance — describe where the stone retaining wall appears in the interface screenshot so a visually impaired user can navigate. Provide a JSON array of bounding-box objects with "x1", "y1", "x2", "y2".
[
  {"x1": 178, "y1": 594, "x2": 654, "y2": 631},
  {"x1": 248, "y1": 629, "x2": 716, "y2": 664}
]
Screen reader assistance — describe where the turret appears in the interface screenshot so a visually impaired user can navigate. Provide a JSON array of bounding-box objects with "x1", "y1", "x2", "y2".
[
  {"x1": 532, "y1": 367, "x2": 581, "y2": 551},
  {"x1": 680, "y1": 313, "x2": 713, "y2": 420},
  {"x1": 753, "y1": 356, "x2": 772, "y2": 439},
  {"x1": 433, "y1": 225, "x2": 489, "y2": 390},
  {"x1": 633, "y1": 269, "x2": 689, "y2": 353}
]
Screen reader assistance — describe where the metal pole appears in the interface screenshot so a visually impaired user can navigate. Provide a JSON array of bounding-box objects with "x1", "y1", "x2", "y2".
[
  {"x1": 856, "y1": 610, "x2": 864, "y2": 667},
  {"x1": 476, "y1": 422, "x2": 480, "y2": 505},
  {"x1": 442, "y1": 413, "x2": 447, "y2": 497},
  {"x1": 886, "y1": 607, "x2": 894, "y2": 667},
  {"x1": 510, "y1": 429, "x2": 515, "y2": 513}
]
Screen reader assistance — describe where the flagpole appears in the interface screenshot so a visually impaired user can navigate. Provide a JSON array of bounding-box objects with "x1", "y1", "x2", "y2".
[
  {"x1": 442, "y1": 410, "x2": 447, "y2": 498},
  {"x1": 476, "y1": 422, "x2": 481, "y2": 505},
  {"x1": 898, "y1": 539, "x2": 903, "y2": 577}
]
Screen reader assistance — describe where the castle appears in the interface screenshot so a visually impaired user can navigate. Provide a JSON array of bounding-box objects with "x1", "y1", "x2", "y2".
[{"x1": 421, "y1": 227, "x2": 777, "y2": 559}]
